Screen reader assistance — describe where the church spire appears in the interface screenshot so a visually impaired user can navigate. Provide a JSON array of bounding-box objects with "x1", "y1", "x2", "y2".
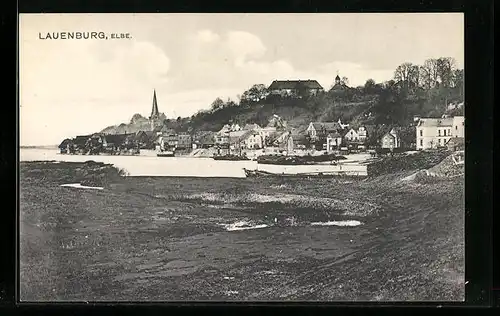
[
  {"x1": 335, "y1": 71, "x2": 341, "y2": 84},
  {"x1": 150, "y1": 89, "x2": 159, "y2": 119}
]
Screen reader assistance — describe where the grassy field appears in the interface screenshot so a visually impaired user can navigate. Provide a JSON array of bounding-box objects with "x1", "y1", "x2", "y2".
[{"x1": 19, "y1": 161, "x2": 464, "y2": 301}]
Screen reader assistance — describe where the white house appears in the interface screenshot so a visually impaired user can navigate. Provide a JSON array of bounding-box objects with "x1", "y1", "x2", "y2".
[
  {"x1": 380, "y1": 128, "x2": 401, "y2": 149},
  {"x1": 344, "y1": 126, "x2": 368, "y2": 142},
  {"x1": 306, "y1": 122, "x2": 341, "y2": 140},
  {"x1": 229, "y1": 130, "x2": 263, "y2": 151},
  {"x1": 452, "y1": 116, "x2": 465, "y2": 138},
  {"x1": 259, "y1": 126, "x2": 277, "y2": 141},
  {"x1": 416, "y1": 116, "x2": 464, "y2": 150},
  {"x1": 218, "y1": 123, "x2": 241, "y2": 136},
  {"x1": 217, "y1": 124, "x2": 231, "y2": 136},
  {"x1": 245, "y1": 131, "x2": 263, "y2": 149},
  {"x1": 326, "y1": 132, "x2": 343, "y2": 151}
]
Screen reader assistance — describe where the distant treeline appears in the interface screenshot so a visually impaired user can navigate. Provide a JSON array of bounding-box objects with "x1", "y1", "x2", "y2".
[{"x1": 177, "y1": 56, "x2": 463, "y2": 133}]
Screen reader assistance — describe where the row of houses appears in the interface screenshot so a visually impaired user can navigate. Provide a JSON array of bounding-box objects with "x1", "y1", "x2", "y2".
[
  {"x1": 305, "y1": 121, "x2": 403, "y2": 152},
  {"x1": 60, "y1": 114, "x2": 464, "y2": 156},
  {"x1": 210, "y1": 114, "x2": 465, "y2": 156},
  {"x1": 207, "y1": 118, "x2": 399, "y2": 156},
  {"x1": 59, "y1": 133, "x2": 142, "y2": 155}
]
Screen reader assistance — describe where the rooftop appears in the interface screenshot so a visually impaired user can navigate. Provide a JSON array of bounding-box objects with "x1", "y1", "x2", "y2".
[
  {"x1": 310, "y1": 122, "x2": 342, "y2": 132},
  {"x1": 269, "y1": 80, "x2": 323, "y2": 90},
  {"x1": 417, "y1": 117, "x2": 455, "y2": 127}
]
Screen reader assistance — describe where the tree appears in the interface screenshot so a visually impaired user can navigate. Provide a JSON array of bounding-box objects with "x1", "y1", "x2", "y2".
[
  {"x1": 398, "y1": 126, "x2": 416, "y2": 148},
  {"x1": 225, "y1": 98, "x2": 238, "y2": 108},
  {"x1": 210, "y1": 97, "x2": 225, "y2": 112},
  {"x1": 394, "y1": 62, "x2": 419, "y2": 92},
  {"x1": 451, "y1": 68, "x2": 464, "y2": 89},
  {"x1": 341, "y1": 77, "x2": 349, "y2": 86},
  {"x1": 436, "y1": 57, "x2": 456, "y2": 88},
  {"x1": 364, "y1": 79, "x2": 376, "y2": 94},
  {"x1": 421, "y1": 58, "x2": 440, "y2": 89},
  {"x1": 240, "y1": 84, "x2": 269, "y2": 103}
]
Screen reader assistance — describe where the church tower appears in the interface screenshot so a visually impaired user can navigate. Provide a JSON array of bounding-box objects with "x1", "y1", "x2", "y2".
[
  {"x1": 149, "y1": 89, "x2": 160, "y2": 131},
  {"x1": 335, "y1": 71, "x2": 341, "y2": 85}
]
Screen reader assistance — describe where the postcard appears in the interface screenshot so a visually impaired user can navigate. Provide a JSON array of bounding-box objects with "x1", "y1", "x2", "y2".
[{"x1": 19, "y1": 13, "x2": 465, "y2": 301}]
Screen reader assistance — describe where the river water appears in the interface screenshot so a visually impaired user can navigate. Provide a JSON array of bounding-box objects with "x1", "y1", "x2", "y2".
[{"x1": 20, "y1": 148, "x2": 368, "y2": 177}]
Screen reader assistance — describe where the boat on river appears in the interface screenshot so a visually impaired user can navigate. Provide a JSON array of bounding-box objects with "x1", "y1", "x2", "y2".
[
  {"x1": 243, "y1": 168, "x2": 366, "y2": 178},
  {"x1": 212, "y1": 154, "x2": 251, "y2": 161},
  {"x1": 157, "y1": 150, "x2": 175, "y2": 157}
]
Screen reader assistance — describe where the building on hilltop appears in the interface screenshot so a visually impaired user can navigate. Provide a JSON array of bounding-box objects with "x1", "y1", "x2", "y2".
[
  {"x1": 268, "y1": 80, "x2": 323, "y2": 97},
  {"x1": 329, "y1": 73, "x2": 350, "y2": 92},
  {"x1": 416, "y1": 116, "x2": 464, "y2": 150}
]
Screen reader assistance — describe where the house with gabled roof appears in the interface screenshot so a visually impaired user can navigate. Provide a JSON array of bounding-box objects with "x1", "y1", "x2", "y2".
[
  {"x1": 242, "y1": 123, "x2": 261, "y2": 131},
  {"x1": 306, "y1": 122, "x2": 343, "y2": 141},
  {"x1": 72, "y1": 135, "x2": 92, "y2": 153},
  {"x1": 58, "y1": 138, "x2": 74, "y2": 154},
  {"x1": 102, "y1": 133, "x2": 136, "y2": 150},
  {"x1": 134, "y1": 130, "x2": 157, "y2": 149},
  {"x1": 228, "y1": 129, "x2": 263, "y2": 153},
  {"x1": 195, "y1": 131, "x2": 216, "y2": 149},
  {"x1": 344, "y1": 125, "x2": 370, "y2": 143},
  {"x1": 217, "y1": 123, "x2": 241, "y2": 136},
  {"x1": 326, "y1": 131, "x2": 343, "y2": 151},
  {"x1": 268, "y1": 80, "x2": 323, "y2": 97},
  {"x1": 380, "y1": 128, "x2": 401, "y2": 149}
]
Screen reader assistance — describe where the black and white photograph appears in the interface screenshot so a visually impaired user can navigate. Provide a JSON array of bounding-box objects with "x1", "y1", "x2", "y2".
[{"x1": 19, "y1": 13, "x2": 465, "y2": 301}]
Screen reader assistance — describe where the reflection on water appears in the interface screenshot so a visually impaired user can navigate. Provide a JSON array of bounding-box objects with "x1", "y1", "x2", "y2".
[{"x1": 20, "y1": 148, "x2": 255, "y2": 178}]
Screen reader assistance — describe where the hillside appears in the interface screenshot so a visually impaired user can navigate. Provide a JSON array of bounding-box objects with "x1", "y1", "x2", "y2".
[
  {"x1": 187, "y1": 86, "x2": 463, "y2": 134},
  {"x1": 100, "y1": 113, "x2": 167, "y2": 134},
  {"x1": 97, "y1": 57, "x2": 464, "y2": 136}
]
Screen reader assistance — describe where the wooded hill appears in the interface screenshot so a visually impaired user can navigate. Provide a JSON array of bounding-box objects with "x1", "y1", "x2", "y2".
[{"x1": 101, "y1": 57, "x2": 464, "y2": 136}]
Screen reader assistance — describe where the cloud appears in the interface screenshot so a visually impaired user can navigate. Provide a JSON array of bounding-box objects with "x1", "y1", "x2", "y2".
[
  {"x1": 226, "y1": 31, "x2": 267, "y2": 63},
  {"x1": 170, "y1": 30, "x2": 296, "y2": 91},
  {"x1": 169, "y1": 29, "x2": 394, "y2": 97},
  {"x1": 197, "y1": 29, "x2": 220, "y2": 43}
]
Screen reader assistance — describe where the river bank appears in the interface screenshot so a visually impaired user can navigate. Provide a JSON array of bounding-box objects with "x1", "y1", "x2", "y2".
[
  {"x1": 20, "y1": 148, "x2": 371, "y2": 178},
  {"x1": 20, "y1": 160, "x2": 464, "y2": 301}
]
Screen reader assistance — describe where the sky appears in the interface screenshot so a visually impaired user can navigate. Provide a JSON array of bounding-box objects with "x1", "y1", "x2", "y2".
[{"x1": 19, "y1": 13, "x2": 464, "y2": 146}]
